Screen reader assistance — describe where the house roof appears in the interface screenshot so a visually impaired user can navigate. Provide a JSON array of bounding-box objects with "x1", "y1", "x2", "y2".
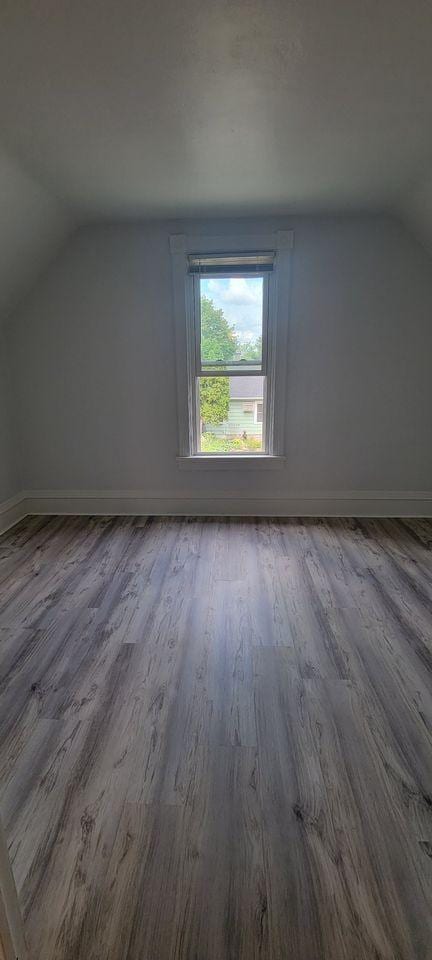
[{"x1": 229, "y1": 377, "x2": 263, "y2": 400}]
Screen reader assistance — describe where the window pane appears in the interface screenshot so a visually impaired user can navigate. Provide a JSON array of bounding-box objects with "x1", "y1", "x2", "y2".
[
  {"x1": 200, "y1": 276, "x2": 263, "y2": 370},
  {"x1": 199, "y1": 375, "x2": 264, "y2": 453}
]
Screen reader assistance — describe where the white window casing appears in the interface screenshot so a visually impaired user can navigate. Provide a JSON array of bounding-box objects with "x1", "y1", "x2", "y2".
[{"x1": 170, "y1": 231, "x2": 293, "y2": 469}]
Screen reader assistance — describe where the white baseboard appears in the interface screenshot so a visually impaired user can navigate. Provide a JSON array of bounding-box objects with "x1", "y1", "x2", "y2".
[
  {"x1": 0, "y1": 493, "x2": 27, "y2": 535},
  {"x1": 15, "y1": 488, "x2": 432, "y2": 519},
  {"x1": 1, "y1": 490, "x2": 431, "y2": 535}
]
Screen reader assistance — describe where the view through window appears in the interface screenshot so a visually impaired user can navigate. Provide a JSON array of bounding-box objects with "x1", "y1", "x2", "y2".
[{"x1": 198, "y1": 276, "x2": 265, "y2": 453}]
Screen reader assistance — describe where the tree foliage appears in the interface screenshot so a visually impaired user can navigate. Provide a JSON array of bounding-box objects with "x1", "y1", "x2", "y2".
[
  {"x1": 237, "y1": 335, "x2": 262, "y2": 361},
  {"x1": 200, "y1": 296, "x2": 238, "y2": 363},
  {"x1": 200, "y1": 376, "x2": 230, "y2": 425},
  {"x1": 200, "y1": 296, "x2": 235, "y2": 425},
  {"x1": 199, "y1": 295, "x2": 261, "y2": 426}
]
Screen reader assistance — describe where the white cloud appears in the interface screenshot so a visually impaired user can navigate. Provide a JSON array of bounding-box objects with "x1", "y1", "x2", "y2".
[
  {"x1": 220, "y1": 277, "x2": 261, "y2": 306},
  {"x1": 202, "y1": 277, "x2": 262, "y2": 342}
]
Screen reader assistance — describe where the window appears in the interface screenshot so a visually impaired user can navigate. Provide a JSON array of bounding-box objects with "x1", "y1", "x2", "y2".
[
  {"x1": 189, "y1": 256, "x2": 270, "y2": 454},
  {"x1": 170, "y1": 231, "x2": 292, "y2": 467}
]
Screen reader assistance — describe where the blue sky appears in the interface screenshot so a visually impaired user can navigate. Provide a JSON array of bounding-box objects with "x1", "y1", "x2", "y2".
[{"x1": 201, "y1": 276, "x2": 263, "y2": 344}]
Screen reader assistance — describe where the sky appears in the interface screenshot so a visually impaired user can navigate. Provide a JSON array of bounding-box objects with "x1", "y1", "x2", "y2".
[{"x1": 201, "y1": 276, "x2": 263, "y2": 344}]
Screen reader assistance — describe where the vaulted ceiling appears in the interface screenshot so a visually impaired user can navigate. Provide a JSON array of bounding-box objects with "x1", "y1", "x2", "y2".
[
  {"x1": 0, "y1": 147, "x2": 71, "y2": 321},
  {"x1": 0, "y1": 0, "x2": 431, "y2": 322}
]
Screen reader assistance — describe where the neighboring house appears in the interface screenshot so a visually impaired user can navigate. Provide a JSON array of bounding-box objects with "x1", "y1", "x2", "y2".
[{"x1": 203, "y1": 376, "x2": 263, "y2": 439}]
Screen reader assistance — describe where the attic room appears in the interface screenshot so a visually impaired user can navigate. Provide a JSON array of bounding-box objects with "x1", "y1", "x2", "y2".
[{"x1": 0, "y1": 2, "x2": 431, "y2": 959}]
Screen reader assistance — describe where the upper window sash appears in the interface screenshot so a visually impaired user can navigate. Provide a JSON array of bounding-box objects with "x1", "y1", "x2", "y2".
[{"x1": 192, "y1": 270, "x2": 269, "y2": 377}]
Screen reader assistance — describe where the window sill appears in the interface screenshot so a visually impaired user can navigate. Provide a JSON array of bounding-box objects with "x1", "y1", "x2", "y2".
[{"x1": 177, "y1": 455, "x2": 285, "y2": 471}]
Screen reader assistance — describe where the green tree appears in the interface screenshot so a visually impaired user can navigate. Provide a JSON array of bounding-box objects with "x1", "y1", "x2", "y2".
[
  {"x1": 236, "y1": 335, "x2": 262, "y2": 362},
  {"x1": 200, "y1": 376, "x2": 229, "y2": 425},
  {"x1": 200, "y1": 296, "x2": 239, "y2": 426},
  {"x1": 201, "y1": 295, "x2": 238, "y2": 363}
]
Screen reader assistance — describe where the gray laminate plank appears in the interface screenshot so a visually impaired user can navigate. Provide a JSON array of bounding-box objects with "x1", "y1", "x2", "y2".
[{"x1": 0, "y1": 515, "x2": 431, "y2": 960}]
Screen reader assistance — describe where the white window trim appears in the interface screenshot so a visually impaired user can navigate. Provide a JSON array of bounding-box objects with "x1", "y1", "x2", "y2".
[
  {"x1": 170, "y1": 231, "x2": 293, "y2": 469},
  {"x1": 254, "y1": 400, "x2": 263, "y2": 424}
]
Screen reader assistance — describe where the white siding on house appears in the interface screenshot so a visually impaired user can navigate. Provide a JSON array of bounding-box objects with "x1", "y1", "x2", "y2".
[{"x1": 204, "y1": 397, "x2": 263, "y2": 439}]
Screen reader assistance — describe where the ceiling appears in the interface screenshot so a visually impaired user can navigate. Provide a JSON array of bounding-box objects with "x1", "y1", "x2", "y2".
[
  {"x1": 0, "y1": 146, "x2": 71, "y2": 321},
  {"x1": 0, "y1": 0, "x2": 431, "y2": 324},
  {"x1": 0, "y1": 0, "x2": 431, "y2": 222}
]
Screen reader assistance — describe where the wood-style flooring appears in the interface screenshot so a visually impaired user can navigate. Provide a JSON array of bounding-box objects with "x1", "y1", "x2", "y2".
[{"x1": 0, "y1": 514, "x2": 431, "y2": 960}]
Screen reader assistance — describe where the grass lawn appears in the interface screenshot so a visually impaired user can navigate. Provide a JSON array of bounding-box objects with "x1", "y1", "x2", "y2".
[{"x1": 201, "y1": 432, "x2": 262, "y2": 453}]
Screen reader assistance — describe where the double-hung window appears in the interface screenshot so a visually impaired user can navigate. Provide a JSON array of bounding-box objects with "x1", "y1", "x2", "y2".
[
  {"x1": 190, "y1": 252, "x2": 271, "y2": 456},
  {"x1": 170, "y1": 232, "x2": 292, "y2": 467}
]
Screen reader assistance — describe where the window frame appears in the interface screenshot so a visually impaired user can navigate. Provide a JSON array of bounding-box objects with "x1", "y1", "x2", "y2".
[
  {"x1": 192, "y1": 270, "x2": 268, "y2": 456},
  {"x1": 170, "y1": 231, "x2": 293, "y2": 469}
]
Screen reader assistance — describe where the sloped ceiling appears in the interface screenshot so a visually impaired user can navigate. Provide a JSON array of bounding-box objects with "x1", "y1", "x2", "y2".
[
  {"x1": 0, "y1": 0, "x2": 431, "y2": 291},
  {"x1": 0, "y1": 147, "x2": 72, "y2": 325}
]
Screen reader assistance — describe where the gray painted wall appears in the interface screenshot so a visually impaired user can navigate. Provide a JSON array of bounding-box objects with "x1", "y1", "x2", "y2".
[
  {"x1": 7, "y1": 214, "x2": 432, "y2": 500},
  {"x1": 0, "y1": 327, "x2": 17, "y2": 501}
]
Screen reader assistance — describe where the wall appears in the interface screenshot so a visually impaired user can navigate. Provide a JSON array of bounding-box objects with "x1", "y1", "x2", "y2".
[
  {"x1": 0, "y1": 147, "x2": 71, "y2": 523},
  {"x1": 7, "y1": 214, "x2": 432, "y2": 513},
  {"x1": 0, "y1": 327, "x2": 17, "y2": 503},
  {"x1": 398, "y1": 172, "x2": 432, "y2": 258}
]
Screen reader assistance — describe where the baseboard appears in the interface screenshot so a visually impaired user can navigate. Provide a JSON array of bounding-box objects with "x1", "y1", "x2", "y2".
[
  {"x1": 0, "y1": 492, "x2": 27, "y2": 535},
  {"x1": 16, "y1": 488, "x2": 432, "y2": 518},
  {"x1": 1, "y1": 490, "x2": 431, "y2": 532}
]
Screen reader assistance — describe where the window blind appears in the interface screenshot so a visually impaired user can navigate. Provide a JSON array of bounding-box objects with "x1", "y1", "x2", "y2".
[{"x1": 188, "y1": 251, "x2": 275, "y2": 275}]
